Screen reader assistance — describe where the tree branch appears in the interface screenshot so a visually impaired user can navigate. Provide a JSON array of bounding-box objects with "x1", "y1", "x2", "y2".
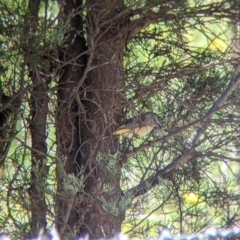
[
  {"x1": 126, "y1": 72, "x2": 240, "y2": 199},
  {"x1": 126, "y1": 2, "x2": 236, "y2": 42}
]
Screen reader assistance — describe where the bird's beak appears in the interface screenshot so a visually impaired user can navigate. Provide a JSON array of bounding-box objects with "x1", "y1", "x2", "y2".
[{"x1": 155, "y1": 117, "x2": 162, "y2": 128}]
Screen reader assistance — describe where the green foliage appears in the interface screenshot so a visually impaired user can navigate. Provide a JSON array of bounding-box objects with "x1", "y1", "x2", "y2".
[
  {"x1": 121, "y1": 0, "x2": 240, "y2": 236},
  {"x1": 62, "y1": 173, "x2": 85, "y2": 197},
  {"x1": 0, "y1": 0, "x2": 240, "y2": 238}
]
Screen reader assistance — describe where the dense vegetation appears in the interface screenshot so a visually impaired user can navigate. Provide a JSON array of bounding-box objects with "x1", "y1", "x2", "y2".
[{"x1": 0, "y1": 0, "x2": 240, "y2": 239}]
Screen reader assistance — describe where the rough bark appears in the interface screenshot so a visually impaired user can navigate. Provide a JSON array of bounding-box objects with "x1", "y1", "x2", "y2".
[
  {"x1": 29, "y1": 71, "x2": 48, "y2": 234},
  {"x1": 27, "y1": 0, "x2": 49, "y2": 235},
  {"x1": 56, "y1": 0, "x2": 129, "y2": 238},
  {"x1": 78, "y1": 1, "x2": 128, "y2": 237},
  {"x1": 56, "y1": 0, "x2": 87, "y2": 235}
]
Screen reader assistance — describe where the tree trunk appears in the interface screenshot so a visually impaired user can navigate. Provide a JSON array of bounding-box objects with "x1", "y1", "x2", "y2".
[
  {"x1": 56, "y1": 0, "x2": 128, "y2": 238},
  {"x1": 27, "y1": 0, "x2": 49, "y2": 235},
  {"x1": 56, "y1": 0, "x2": 87, "y2": 235},
  {"x1": 29, "y1": 71, "x2": 48, "y2": 235}
]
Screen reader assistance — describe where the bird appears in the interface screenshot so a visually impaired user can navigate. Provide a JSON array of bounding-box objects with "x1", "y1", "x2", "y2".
[{"x1": 113, "y1": 112, "x2": 163, "y2": 139}]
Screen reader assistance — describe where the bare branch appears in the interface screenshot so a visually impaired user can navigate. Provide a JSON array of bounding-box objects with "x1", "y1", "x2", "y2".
[
  {"x1": 127, "y1": 2, "x2": 237, "y2": 41},
  {"x1": 127, "y1": 72, "x2": 240, "y2": 199}
]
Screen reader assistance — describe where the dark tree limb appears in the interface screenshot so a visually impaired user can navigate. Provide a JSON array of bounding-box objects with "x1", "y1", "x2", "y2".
[
  {"x1": 126, "y1": 1, "x2": 237, "y2": 42},
  {"x1": 26, "y1": 0, "x2": 49, "y2": 235},
  {"x1": 126, "y1": 72, "x2": 240, "y2": 199}
]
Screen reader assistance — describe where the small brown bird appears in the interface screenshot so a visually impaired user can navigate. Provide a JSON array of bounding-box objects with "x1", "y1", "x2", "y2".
[{"x1": 113, "y1": 112, "x2": 163, "y2": 139}]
